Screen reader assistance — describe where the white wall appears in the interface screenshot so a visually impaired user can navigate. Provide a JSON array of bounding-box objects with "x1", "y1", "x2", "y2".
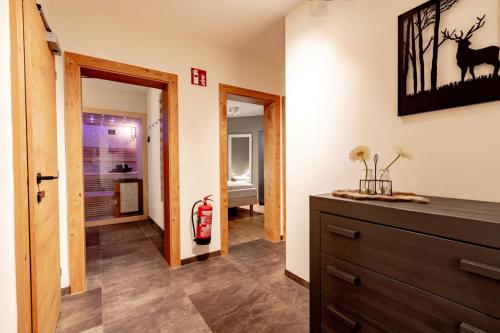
[
  {"x1": 147, "y1": 89, "x2": 164, "y2": 229},
  {"x1": 45, "y1": 0, "x2": 284, "y2": 286},
  {"x1": 286, "y1": 0, "x2": 500, "y2": 281},
  {"x1": 0, "y1": 0, "x2": 18, "y2": 330},
  {"x1": 82, "y1": 79, "x2": 148, "y2": 114}
]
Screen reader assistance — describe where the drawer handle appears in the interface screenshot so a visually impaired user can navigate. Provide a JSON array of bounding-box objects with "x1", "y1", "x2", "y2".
[
  {"x1": 460, "y1": 259, "x2": 500, "y2": 281},
  {"x1": 327, "y1": 225, "x2": 360, "y2": 239},
  {"x1": 326, "y1": 305, "x2": 360, "y2": 330},
  {"x1": 327, "y1": 265, "x2": 360, "y2": 286},
  {"x1": 460, "y1": 322, "x2": 488, "y2": 333}
]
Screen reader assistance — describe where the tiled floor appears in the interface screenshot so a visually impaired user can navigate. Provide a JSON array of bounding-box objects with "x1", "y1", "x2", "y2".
[{"x1": 56, "y1": 220, "x2": 309, "y2": 333}]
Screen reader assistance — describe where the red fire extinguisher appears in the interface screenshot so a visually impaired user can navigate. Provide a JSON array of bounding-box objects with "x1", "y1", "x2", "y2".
[{"x1": 191, "y1": 195, "x2": 213, "y2": 245}]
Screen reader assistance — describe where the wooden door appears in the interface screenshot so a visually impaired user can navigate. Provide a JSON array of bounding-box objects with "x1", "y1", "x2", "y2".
[{"x1": 24, "y1": 1, "x2": 61, "y2": 332}]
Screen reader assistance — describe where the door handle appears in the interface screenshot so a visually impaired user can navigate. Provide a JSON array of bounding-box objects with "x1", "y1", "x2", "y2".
[
  {"x1": 460, "y1": 259, "x2": 500, "y2": 281},
  {"x1": 327, "y1": 225, "x2": 360, "y2": 239},
  {"x1": 37, "y1": 172, "x2": 59, "y2": 184},
  {"x1": 326, "y1": 305, "x2": 360, "y2": 330},
  {"x1": 327, "y1": 265, "x2": 360, "y2": 286}
]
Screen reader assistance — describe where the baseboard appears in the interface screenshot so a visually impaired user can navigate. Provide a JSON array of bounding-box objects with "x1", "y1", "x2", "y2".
[
  {"x1": 85, "y1": 215, "x2": 148, "y2": 228},
  {"x1": 61, "y1": 287, "x2": 70, "y2": 296},
  {"x1": 181, "y1": 250, "x2": 221, "y2": 265},
  {"x1": 285, "y1": 269, "x2": 310, "y2": 290},
  {"x1": 148, "y1": 218, "x2": 164, "y2": 233}
]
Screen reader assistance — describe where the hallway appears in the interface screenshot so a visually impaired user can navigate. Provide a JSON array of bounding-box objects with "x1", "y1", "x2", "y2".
[{"x1": 56, "y1": 222, "x2": 309, "y2": 332}]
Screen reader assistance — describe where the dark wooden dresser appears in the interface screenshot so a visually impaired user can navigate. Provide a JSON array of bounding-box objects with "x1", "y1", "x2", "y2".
[{"x1": 310, "y1": 194, "x2": 500, "y2": 333}]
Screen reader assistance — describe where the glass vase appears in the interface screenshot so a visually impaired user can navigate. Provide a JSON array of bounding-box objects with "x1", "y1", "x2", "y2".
[
  {"x1": 359, "y1": 169, "x2": 375, "y2": 195},
  {"x1": 378, "y1": 168, "x2": 393, "y2": 196}
]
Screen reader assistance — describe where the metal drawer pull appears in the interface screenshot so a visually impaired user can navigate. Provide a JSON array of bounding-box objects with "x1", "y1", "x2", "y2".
[
  {"x1": 327, "y1": 265, "x2": 360, "y2": 285},
  {"x1": 327, "y1": 225, "x2": 360, "y2": 239},
  {"x1": 460, "y1": 322, "x2": 488, "y2": 333},
  {"x1": 326, "y1": 305, "x2": 360, "y2": 330},
  {"x1": 460, "y1": 259, "x2": 500, "y2": 281}
]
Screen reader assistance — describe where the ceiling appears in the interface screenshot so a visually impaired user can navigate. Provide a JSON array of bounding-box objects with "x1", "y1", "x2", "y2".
[
  {"x1": 60, "y1": 0, "x2": 305, "y2": 63},
  {"x1": 227, "y1": 100, "x2": 264, "y2": 118}
]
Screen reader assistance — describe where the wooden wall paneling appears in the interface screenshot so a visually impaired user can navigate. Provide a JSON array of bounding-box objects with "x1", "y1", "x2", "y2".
[
  {"x1": 65, "y1": 52, "x2": 181, "y2": 294},
  {"x1": 10, "y1": 0, "x2": 32, "y2": 330}
]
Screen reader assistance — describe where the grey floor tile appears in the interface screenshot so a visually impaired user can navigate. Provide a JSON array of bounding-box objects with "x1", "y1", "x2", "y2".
[
  {"x1": 56, "y1": 221, "x2": 309, "y2": 333},
  {"x1": 189, "y1": 277, "x2": 294, "y2": 333},
  {"x1": 56, "y1": 288, "x2": 102, "y2": 333},
  {"x1": 86, "y1": 227, "x2": 100, "y2": 247},
  {"x1": 86, "y1": 245, "x2": 101, "y2": 291},
  {"x1": 100, "y1": 238, "x2": 157, "y2": 260},
  {"x1": 172, "y1": 256, "x2": 245, "y2": 296},
  {"x1": 99, "y1": 223, "x2": 146, "y2": 245},
  {"x1": 103, "y1": 295, "x2": 210, "y2": 333}
]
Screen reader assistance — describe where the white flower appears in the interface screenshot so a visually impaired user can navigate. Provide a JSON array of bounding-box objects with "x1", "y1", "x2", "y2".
[
  {"x1": 349, "y1": 145, "x2": 371, "y2": 162},
  {"x1": 395, "y1": 146, "x2": 412, "y2": 160}
]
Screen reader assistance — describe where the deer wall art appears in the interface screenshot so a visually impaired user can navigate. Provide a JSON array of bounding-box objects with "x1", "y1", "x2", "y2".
[
  {"x1": 442, "y1": 15, "x2": 500, "y2": 81},
  {"x1": 398, "y1": 0, "x2": 500, "y2": 116}
]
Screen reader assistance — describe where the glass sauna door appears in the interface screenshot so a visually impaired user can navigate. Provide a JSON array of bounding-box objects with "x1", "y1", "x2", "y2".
[{"x1": 83, "y1": 112, "x2": 144, "y2": 222}]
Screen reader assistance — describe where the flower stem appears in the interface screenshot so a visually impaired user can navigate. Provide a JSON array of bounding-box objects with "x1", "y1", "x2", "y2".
[
  {"x1": 362, "y1": 159, "x2": 368, "y2": 181},
  {"x1": 385, "y1": 154, "x2": 401, "y2": 170}
]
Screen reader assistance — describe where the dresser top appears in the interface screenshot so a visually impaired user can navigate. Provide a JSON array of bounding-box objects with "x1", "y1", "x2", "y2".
[{"x1": 310, "y1": 194, "x2": 500, "y2": 248}]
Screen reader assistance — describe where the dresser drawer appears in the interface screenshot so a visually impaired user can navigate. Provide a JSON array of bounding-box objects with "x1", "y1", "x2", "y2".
[
  {"x1": 321, "y1": 292, "x2": 396, "y2": 333},
  {"x1": 321, "y1": 254, "x2": 500, "y2": 332},
  {"x1": 320, "y1": 213, "x2": 500, "y2": 318}
]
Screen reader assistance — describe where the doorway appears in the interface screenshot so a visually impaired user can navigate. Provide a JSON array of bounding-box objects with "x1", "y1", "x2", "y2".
[
  {"x1": 227, "y1": 103, "x2": 265, "y2": 246},
  {"x1": 81, "y1": 103, "x2": 149, "y2": 227},
  {"x1": 64, "y1": 52, "x2": 180, "y2": 294},
  {"x1": 219, "y1": 84, "x2": 282, "y2": 256}
]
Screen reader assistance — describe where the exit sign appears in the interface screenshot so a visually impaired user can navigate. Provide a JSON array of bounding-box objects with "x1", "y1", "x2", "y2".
[{"x1": 191, "y1": 68, "x2": 207, "y2": 87}]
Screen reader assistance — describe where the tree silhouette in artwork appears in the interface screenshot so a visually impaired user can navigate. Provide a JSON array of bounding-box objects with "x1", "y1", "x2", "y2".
[
  {"x1": 429, "y1": 0, "x2": 458, "y2": 91},
  {"x1": 402, "y1": 0, "x2": 458, "y2": 94},
  {"x1": 441, "y1": 15, "x2": 500, "y2": 81},
  {"x1": 398, "y1": 0, "x2": 500, "y2": 116}
]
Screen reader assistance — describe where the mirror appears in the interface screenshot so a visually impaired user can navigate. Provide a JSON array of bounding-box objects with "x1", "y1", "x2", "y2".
[{"x1": 228, "y1": 134, "x2": 252, "y2": 182}]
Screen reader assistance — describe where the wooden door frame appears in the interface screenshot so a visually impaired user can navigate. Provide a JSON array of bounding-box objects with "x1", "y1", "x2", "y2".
[
  {"x1": 219, "y1": 84, "x2": 282, "y2": 256},
  {"x1": 65, "y1": 52, "x2": 180, "y2": 294},
  {"x1": 281, "y1": 96, "x2": 286, "y2": 241}
]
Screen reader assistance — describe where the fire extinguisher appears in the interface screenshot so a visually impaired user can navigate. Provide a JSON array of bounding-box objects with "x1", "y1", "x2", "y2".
[{"x1": 191, "y1": 195, "x2": 213, "y2": 245}]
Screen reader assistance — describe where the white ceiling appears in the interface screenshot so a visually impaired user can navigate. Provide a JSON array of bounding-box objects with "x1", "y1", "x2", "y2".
[
  {"x1": 65, "y1": 0, "x2": 304, "y2": 63},
  {"x1": 227, "y1": 100, "x2": 264, "y2": 118}
]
